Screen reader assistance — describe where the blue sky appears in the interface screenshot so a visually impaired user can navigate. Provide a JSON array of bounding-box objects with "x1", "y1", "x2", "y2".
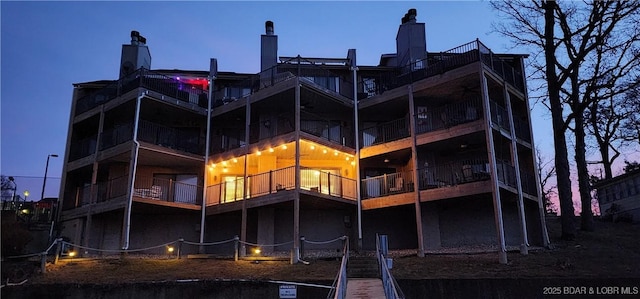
[{"x1": 4, "y1": 0, "x2": 629, "y2": 204}]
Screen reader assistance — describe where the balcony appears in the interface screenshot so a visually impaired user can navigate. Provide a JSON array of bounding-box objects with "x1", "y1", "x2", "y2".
[
  {"x1": 490, "y1": 100, "x2": 510, "y2": 132},
  {"x1": 357, "y1": 40, "x2": 525, "y2": 100},
  {"x1": 496, "y1": 160, "x2": 517, "y2": 189},
  {"x1": 133, "y1": 176, "x2": 202, "y2": 205},
  {"x1": 205, "y1": 166, "x2": 357, "y2": 205},
  {"x1": 69, "y1": 135, "x2": 97, "y2": 161},
  {"x1": 418, "y1": 158, "x2": 490, "y2": 190},
  {"x1": 100, "y1": 123, "x2": 133, "y2": 151},
  {"x1": 520, "y1": 171, "x2": 538, "y2": 196},
  {"x1": 415, "y1": 98, "x2": 482, "y2": 134},
  {"x1": 66, "y1": 175, "x2": 201, "y2": 210},
  {"x1": 138, "y1": 120, "x2": 203, "y2": 155},
  {"x1": 361, "y1": 171, "x2": 414, "y2": 200},
  {"x1": 361, "y1": 117, "x2": 410, "y2": 148},
  {"x1": 75, "y1": 68, "x2": 209, "y2": 116},
  {"x1": 300, "y1": 111, "x2": 353, "y2": 147}
]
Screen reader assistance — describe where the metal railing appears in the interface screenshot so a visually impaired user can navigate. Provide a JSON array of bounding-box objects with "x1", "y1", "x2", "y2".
[
  {"x1": 415, "y1": 98, "x2": 482, "y2": 134},
  {"x1": 496, "y1": 160, "x2": 517, "y2": 188},
  {"x1": 248, "y1": 115, "x2": 295, "y2": 144},
  {"x1": 138, "y1": 120, "x2": 203, "y2": 155},
  {"x1": 99, "y1": 123, "x2": 133, "y2": 150},
  {"x1": 68, "y1": 135, "x2": 97, "y2": 161},
  {"x1": 418, "y1": 158, "x2": 490, "y2": 190},
  {"x1": 206, "y1": 166, "x2": 357, "y2": 206},
  {"x1": 513, "y1": 115, "x2": 532, "y2": 143},
  {"x1": 490, "y1": 100, "x2": 510, "y2": 131},
  {"x1": 96, "y1": 176, "x2": 129, "y2": 203},
  {"x1": 327, "y1": 237, "x2": 350, "y2": 299},
  {"x1": 134, "y1": 176, "x2": 202, "y2": 205},
  {"x1": 357, "y1": 40, "x2": 525, "y2": 101},
  {"x1": 361, "y1": 171, "x2": 414, "y2": 199},
  {"x1": 300, "y1": 111, "x2": 353, "y2": 147},
  {"x1": 520, "y1": 171, "x2": 538, "y2": 196},
  {"x1": 376, "y1": 234, "x2": 405, "y2": 299},
  {"x1": 75, "y1": 68, "x2": 209, "y2": 116},
  {"x1": 361, "y1": 117, "x2": 410, "y2": 148}
]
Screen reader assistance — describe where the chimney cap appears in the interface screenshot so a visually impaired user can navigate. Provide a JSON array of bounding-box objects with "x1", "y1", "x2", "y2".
[{"x1": 265, "y1": 20, "x2": 274, "y2": 35}]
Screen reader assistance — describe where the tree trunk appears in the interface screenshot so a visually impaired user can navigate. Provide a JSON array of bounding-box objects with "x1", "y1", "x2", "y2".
[
  {"x1": 574, "y1": 112, "x2": 594, "y2": 231},
  {"x1": 544, "y1": 0, "x2": 576, "y2": 240}
]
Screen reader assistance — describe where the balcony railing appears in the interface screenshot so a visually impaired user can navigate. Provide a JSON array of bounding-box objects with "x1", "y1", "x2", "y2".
[
  {"x1": 69, "y1": 135, "x2": 97, "y2": 161},
  {"x1": 66, "y1": 175, "x2": 201, "y2": 210},
  {"x1": 520, "y1": 171, "x2": 538, "y2": 196},
  {"x1": 361, "y1": 117, "x2": 410, "y2": 148},
  {"x1": 415, "y1": 98, "x2": 482, "y2": 134},
  {"x1": 301, "y1": 111, "x2": 353, "y2": 147},
  {"x1": 513, "y1": 115, "x2": 532, "y2": 143},
  {"x1": 418, "y1": 158, "x2": 490, "y2": 190},
  {"x1": 490, "y1": 100, "x2": 510, "y2": 131},
  {"x1": 248, "y1": 116, "x2": 295, "y2": 144},
  {"x1": 357, "y1": 40, "x2": 525, "y2": 100},
  {"x1": 96, "y1": 176, "x2": 129, "y2": 203},
  {"x1": 138, "y1": 120, "x2": 203, "y2": 155},
  {"x1": 75, "y1": 68, "x2": 209, "y2": 116},
  {"x1": 134, "y1": 176, "x2": 202, "y2": 205},
  {"x1": 496, "y1": 160, "x2": 517, "y2": 188},
  {"x1": 361, "y1": 171, "x2": 414, "y2": 199},
  {"x1": 100, "y1": 123, "x2": 133, "y2": 150},
  {"x1": 206, "y1": 166, "x2": 356, "y2": 206}
]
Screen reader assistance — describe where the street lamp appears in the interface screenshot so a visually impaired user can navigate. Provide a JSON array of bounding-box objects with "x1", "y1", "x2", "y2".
[
  {"x1": 41, "y1": 154, "x2": 59, "y2": 201},
  {"x1": 23, "y1": 190, "x2": 29, "y2": 206}
]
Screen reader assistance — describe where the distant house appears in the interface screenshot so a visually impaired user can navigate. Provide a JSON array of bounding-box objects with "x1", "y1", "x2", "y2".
[
  {"x1": 57, "y1": 9, "x2": 549, "y2": 264},
  {"x1": 594, "y1": 169, "x2": 640, "y2": 223}
]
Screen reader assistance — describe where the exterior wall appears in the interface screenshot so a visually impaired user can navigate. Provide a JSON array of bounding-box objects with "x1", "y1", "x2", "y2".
[
  {"x1": 128, "y1": 211, "x2": 202, "y2": 254},
  {"x1": 204, "y1": 211, "x2": 242, "y2": 254},
  {"x1": 88, "y1": 210, "x2": 123, "y2": 252},
  {"x1": 437, "y1": 196, "x2": 497, "y2": 247},
  {"x1": 362, "y1": 205, "x2": 417, "y2": 250}
]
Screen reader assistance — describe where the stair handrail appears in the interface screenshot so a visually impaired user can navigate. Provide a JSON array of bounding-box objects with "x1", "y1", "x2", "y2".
[
  {"x1": 327, "y1": 236, "x2": 349, "y2": 299},
  {"x1": 376, "y1": 234, "x2": 405, "y2": 299}
]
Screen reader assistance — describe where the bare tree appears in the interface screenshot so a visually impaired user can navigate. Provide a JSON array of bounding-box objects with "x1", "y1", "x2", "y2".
[
  {"x1": 536, "y1": 147, "x2": 557, "y2": 214},
  {"x1": 492, "y1": 0, "x2": 640, "y2": 236}
]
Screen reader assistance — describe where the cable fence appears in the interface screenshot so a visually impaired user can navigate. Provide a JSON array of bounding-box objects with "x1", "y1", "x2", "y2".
[{"x1": 2, "y1": 235, "x2": 350, "y2": 272}]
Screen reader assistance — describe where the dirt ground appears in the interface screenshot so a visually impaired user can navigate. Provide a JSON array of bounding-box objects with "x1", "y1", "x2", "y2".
[{"x1": 3, "y1": 217, "x2": 639, "y2": 285}]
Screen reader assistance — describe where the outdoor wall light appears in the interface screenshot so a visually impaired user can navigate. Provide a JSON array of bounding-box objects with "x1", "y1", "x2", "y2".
[
  {"x1": 167, "y1": 246, "x2": 175, "y2": 253},
  {"x1": 68, "y1": 251, "x2": 76, "y2": 257},
  {"x1": 253, "y1": 247, "x2": 261, "y2": 255},
  {"x1": 269, "y1": 148, "x2": 274, "y2": 153},
  {"x1": 281, "y1": 144, "x2": 287, "y2": 150}
]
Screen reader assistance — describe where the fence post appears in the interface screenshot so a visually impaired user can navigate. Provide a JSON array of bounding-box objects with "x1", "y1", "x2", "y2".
[
  {"x1": 300, "y1": 236, "x2": 305, "y2": 260},
  {"x1": 234, "y1": 235, "x2": 239, "y2": 262},
  {"x1": 41, "y1": 252, "x2": 47, "y2": 273},
  {"x1": 177, "y1": 238, "x2": 184, "y2": 259}
]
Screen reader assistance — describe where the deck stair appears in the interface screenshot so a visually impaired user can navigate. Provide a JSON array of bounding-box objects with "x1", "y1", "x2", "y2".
[{"x1": 347, "y1": 256, "x2": 380, "y2": 278}]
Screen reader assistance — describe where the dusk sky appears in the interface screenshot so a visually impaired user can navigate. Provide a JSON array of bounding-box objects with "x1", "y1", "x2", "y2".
[{"x1": 1, "y1": 1, "x2": 636, "y2": 204}]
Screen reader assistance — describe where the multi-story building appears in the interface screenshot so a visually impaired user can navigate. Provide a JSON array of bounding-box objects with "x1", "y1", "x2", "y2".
[
  {"x1": 594, "y1": 168, "x2": 640, "y2": 223},
  {"x1": 58, "y1": 9, "x2": 548, "y2": 263}
]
